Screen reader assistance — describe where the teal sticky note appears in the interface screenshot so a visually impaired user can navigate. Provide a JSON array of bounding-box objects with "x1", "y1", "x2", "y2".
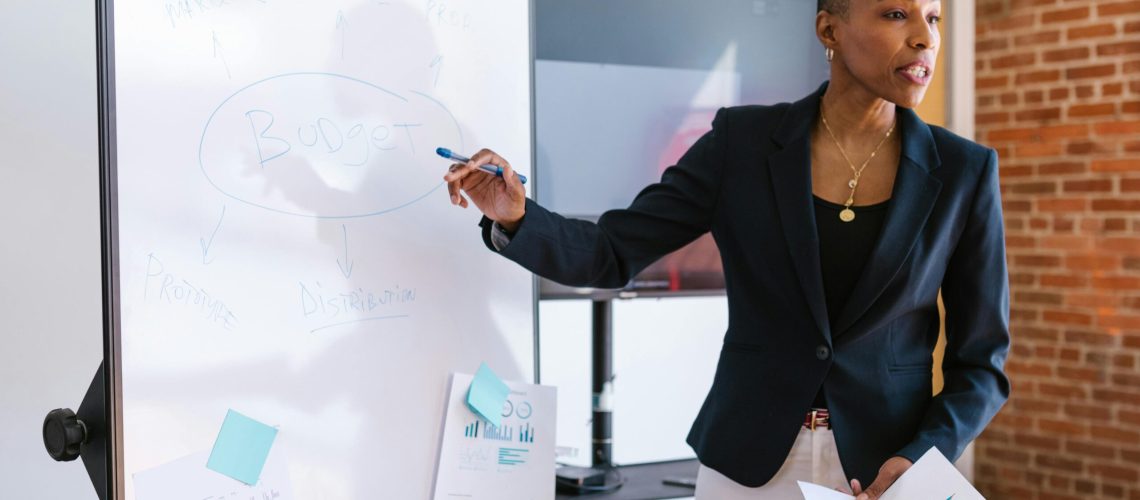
[
  {"x1": 206, "y1": 409, "x2": 278, "y2": 485},
  {"x1": 466, "y1": 363, "x2": 510, "y2": 427}
]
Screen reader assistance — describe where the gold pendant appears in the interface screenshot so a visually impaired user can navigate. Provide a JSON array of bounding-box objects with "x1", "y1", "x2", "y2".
[{"x1": 840, "y1": 208, "x2": 855, "y2": 222}]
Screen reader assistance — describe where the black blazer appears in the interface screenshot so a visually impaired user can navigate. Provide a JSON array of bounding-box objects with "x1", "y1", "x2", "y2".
[{"x1": 481, "y1": 81, "x2": 1011, "y2": 487}]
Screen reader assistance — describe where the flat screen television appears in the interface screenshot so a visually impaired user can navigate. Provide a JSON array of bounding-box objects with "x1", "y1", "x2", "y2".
[{"x1": 533, "y1": 0, "x2": 828, "y2": 299}]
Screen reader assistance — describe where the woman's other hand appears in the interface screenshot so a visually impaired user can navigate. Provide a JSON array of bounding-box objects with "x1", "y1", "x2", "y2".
[
  {"x1": 850, "y1": 456, "x2": 913, "y2": 500},
  {"x1": 443, "y1": 148, "x2": 526, "y2": 232}
]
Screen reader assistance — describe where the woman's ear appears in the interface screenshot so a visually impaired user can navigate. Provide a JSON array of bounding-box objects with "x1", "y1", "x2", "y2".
[{"x1": 815, "y1": 11, "x2": 839, "y2": 51}]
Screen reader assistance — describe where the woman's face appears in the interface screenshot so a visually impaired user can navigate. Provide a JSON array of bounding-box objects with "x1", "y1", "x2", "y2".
[{"x1": 831, "y1": 0, "x2": 942, "y2": 108}]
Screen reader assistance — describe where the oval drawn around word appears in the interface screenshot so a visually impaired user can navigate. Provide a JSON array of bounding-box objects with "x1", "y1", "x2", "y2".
[{"x1": 198, "y1": 72, "x2": 463, "y2": 218}]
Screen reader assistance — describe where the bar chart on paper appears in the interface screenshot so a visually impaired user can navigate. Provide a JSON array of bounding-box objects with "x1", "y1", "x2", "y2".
[{"x1": 434, "y1": 373, "x2": 557, "y2": 500}]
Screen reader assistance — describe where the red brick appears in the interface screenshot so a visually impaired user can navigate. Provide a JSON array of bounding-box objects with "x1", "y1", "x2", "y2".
[
  {"x1": 1066, "y1": 292, "x2": 1122, "y2": 308},
  {"x1": 1066, "y1": 64, "x2": 1117, "y2": 80},
  {"x1": 1066, "y1": 439, "x2": 1116, "y2": 457},
  {"x1": 1101, "y1": 237, "x2": 1140, "y2": 253},
  {"x1": 1058, "y1": 365, "x2": 1106, "y2": 382},
  {"x1": 1067, "y1": 23, "x2": 1117, "y2": 40},
  {"x1": 1015, "y1": 29, "x2": 1061, "y2": 47},
  {"x1": 1092, "y1": 388, "x2": 1140, "y2": 405},
  {"x1": 1098, "y1": 1, "x2": 1140, "y2": 16},
  {"x1": 1039, "y1": 382, "x2": 1086, "y2": 399},
  {"x1": 1115, "y1": 372, "x2": 1140, "y2": 389},
  {"x1": 992, "y1": 52, "x2": 1037, "y2": 69},
  {"x1": 993, "y1": 13, "x2": 1035, "y2": 32},
  {"x1": 1068, "y1": 140, "x2": 1113, "y2": 155},
  {"x1": 1039, "y1": 161, "x2": 1086, "y2": 175},
  {"x1": 1017, "y1": 70, "x2": 1062, "y2": 85},
  {"x1": 1042, "y1": 6, "x2": 1089, "y2": 23},
  {"x1": 1040, "y1": 273, "x2": 1087, "y2": 288},
  {"x1": 1062, "y1": 179, "x2": 1111, "y2": 193},
  {"x1": 1092, "y1": 199, "x2": 1140, "y2": 211},
  {"x1": 1012, "y1": 181, "x2": 1053, "y2": 194},
  {"x1": 1034, "y1": 454, "x2": 1083, "y2": 472},
  {"x1": 1101, "y1": 314, "x2": 1140, "y2": 332},
  {"x1": 1089, "y1": 462, "x2": 1140, "y2": 482},
  {"x1": 1070, "y1": 103, "x2": 1116, "y2": 117},
  {"x1": 1016, "y1": 107, "x2": 1062, "y2": 122},
  {"x1": 1091, "y1": 276, "x2": 1140, "y2": 289},
  {"x1": 977, "y1": 37, "x2": 1011, "y2": 53},
  {"x1": 1006, "y1": 360, "x2": 1053, "y2": 377},
  {"x1": 1043, "y1": 310, "x2": 1092, "y2": 325},
  {"x1": 1122, "y1": 409, "x2": 1140, "y2": 426},
  {"x1": 1037, "y1": 197, "x2": 1087, "y2": 211},
  {"x1": 978, "y1": 111, "x2": 1010, "y2": 125},
  {"x1": 1091, "y1": 159, "x2": 1140, "y2": 172},
  {"x1": 978, "y1": 75, "x2": 1010, "y2": 89},
  {"x1": 1065, "y1": 254, "x2": 1117, "y2": 271},
  {"x1": 1098, "y1": 41, "x2": 1140, "y2": 57},
  {"x1": 985, "y1": 445, "x2": 1031, "y2": 462},
  {"x1": 1093, "y1": 121, "x2": 1140, "y2": 135}
]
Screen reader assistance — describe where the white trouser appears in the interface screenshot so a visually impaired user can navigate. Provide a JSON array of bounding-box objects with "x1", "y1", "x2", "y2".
[{"x1": 695, "y1": 427, "x2": 852, "y2": 499}]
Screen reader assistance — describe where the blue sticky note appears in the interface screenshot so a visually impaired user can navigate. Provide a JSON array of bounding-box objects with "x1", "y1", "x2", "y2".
[
  {"x1": 466, "y1": 363, "x2": 510, "y2": 427},
  {"x1": 206, "y1": 409, "x2": 278, "y2": 485}
]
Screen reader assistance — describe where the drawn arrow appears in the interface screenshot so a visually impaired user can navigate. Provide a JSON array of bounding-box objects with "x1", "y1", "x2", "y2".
[
  {"x1": 200, "y1": 205, "x2": 226, "y2": 265},
  {"x1": 336, "y1": 224, "x2": 354, "y2": 278},
  {"x1": 430, "y1": 55, "x2": 444, "y2": 87},
  {"x1": 336, "y1": 10, "x2": 347, "y2": 59},
  {"x1": 212, "y1": 31, "x2": 231, "y2": 80}
]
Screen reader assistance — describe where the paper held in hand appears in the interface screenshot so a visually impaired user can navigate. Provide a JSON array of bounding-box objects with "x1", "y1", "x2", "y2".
[{"x1": 798, "y1": 446, "x2": 985, "y2": 500}]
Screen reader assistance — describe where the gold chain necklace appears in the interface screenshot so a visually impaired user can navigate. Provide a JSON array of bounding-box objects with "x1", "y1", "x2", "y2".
[{"x1": 820, "y1": 101, "x2": 896, "y2": 222}]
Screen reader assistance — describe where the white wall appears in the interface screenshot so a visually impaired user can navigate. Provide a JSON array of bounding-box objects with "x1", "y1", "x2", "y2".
[{"x1": 0, "y1": 1, "x2": 104, "y2": 497}]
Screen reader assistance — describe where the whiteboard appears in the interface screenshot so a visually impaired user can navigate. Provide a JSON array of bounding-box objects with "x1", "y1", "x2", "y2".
[{"x1": 108, "y1": 0, "x2": 535, "y2": 498}]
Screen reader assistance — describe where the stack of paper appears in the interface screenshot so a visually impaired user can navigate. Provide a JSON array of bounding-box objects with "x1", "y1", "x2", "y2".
[{"x1": 798, "y1": 447, "x2": 984, "y2": 500}]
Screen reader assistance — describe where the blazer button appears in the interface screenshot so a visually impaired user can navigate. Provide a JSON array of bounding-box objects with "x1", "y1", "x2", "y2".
[{"x1": 816, "y1": 345, "x2": 831, "y2": 360}]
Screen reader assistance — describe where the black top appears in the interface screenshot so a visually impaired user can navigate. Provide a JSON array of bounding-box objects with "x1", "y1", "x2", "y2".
[{"x1": 810, "y1": 194, "x2": 891, "y2": 409}]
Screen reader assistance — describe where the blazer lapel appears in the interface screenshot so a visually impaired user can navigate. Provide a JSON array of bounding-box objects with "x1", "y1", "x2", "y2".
[
  {"x1": 768, "y1": 83, "x2": 832, "y2": 343},
  {"x1": 830, "y1": 106, "x2": 943, "y2": 341}
]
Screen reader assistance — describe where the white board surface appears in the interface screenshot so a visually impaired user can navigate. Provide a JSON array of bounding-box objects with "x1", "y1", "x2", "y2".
[{"x1": 110, "y1": 1, "x2": 534, "y2": 498}]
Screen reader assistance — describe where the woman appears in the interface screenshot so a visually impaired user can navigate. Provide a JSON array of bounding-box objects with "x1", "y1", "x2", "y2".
[{"x1": 444, "y1": 0, "x2": 1010, "y2": 498}]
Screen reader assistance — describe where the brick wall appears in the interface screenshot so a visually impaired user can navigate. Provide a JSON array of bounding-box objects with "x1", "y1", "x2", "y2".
[{"x1": 973, "y1": 1, "x2": 1140, "y2": 498}]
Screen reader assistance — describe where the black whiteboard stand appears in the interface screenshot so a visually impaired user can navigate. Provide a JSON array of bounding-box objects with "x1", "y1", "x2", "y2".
[
  {"x1": 591, "y1": 299, "x2": 616, "y2": 468},
  {"x1": 554, "y1": 298, "x2": 625, "y2": 495},
  {"x1": 42, "y1": 361, "x2": 109, "y2": 500},
  {"x1": 547, "y1": 286, "x2": 712, "y2": 499}
]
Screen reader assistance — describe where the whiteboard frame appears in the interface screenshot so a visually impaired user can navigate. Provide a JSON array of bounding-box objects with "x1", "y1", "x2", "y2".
[{"x1": 95, "y1": 1, "x2": 540, "y2": 497}]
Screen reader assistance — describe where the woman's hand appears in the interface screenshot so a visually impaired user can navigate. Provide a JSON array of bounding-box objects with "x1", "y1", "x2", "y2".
[
  {"x1": 850, "y1": 456, "x2": 912, "y2": 499},
  {"x1": 443, "y1": 148, "x2": 526, "y2": 231}
]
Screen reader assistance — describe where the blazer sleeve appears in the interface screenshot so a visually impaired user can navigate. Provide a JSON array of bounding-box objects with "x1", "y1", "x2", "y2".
[
  {"x1": 895, "y1": 148, "x2": 1012, "y2": 464},
  {"x1": 477, "y1": 108, "x2": 729, "y2": 288}
]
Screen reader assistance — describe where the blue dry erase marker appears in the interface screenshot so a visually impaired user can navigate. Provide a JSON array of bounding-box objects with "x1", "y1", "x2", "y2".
[{"x1": 437, "y1": 147, "x2": 528, "y2": 185}]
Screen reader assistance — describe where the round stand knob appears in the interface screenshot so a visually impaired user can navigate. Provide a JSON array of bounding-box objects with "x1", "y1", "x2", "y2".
[{"x1": 43, "y1": 408, "x2": 86, "y2": 462}]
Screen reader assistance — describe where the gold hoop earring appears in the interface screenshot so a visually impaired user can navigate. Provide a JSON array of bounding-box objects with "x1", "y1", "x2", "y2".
[{"x1": 826, "y1": 48, "x2": 834, "y2": 62}]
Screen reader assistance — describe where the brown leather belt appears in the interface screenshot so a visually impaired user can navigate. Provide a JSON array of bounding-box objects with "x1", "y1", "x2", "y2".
[{"x1": 803, "y1": 408, "x2": 831, "y2": 430}]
